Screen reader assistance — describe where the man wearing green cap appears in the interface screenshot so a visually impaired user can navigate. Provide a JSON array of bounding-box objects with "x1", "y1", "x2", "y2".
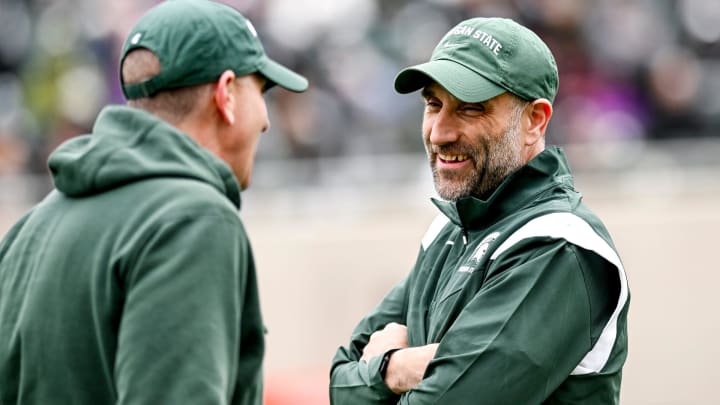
[
  {"x1": 0, "y1": 1, "x2": 306, "y2": 404},
  {"x1": 330, "y1": 17, "x2": 629, "y2": 404}
]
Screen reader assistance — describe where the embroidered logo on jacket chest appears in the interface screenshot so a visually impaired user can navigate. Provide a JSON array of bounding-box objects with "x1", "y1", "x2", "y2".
[{"x1": 458, "y1": 232, "x2": 500, "y2": 273}]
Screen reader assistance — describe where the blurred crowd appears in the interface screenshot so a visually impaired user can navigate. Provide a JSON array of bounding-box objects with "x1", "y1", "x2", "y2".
[{"x1": 0, "y1": 0, "x2": 718, "y2": 177}]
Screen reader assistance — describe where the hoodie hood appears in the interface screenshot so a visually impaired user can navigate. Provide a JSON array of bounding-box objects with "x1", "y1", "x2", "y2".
[{"x1": 48, "y1": 105, "x2": 241, "y2": 208}]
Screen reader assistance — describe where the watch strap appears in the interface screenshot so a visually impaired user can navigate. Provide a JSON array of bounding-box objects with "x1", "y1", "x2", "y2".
[{"x1": 379, "y1": 348, "x2": 402, "y2": 380}]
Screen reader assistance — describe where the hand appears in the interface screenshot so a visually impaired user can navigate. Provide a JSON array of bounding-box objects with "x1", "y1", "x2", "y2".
[
  {"x1": 384, "y1": 343, "x2": 439, "y2": 394},
  {"x1": 360, "y1": 322, "x2": 408, "y2": 362}
]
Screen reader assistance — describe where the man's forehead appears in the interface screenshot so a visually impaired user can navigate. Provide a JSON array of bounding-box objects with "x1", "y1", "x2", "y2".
[
  {"x1": 421, "y1": 82, "x2": 454, "y2": 98},
  {"x1": 422, "y1": 82, "x2": 506, "y2": 103}
]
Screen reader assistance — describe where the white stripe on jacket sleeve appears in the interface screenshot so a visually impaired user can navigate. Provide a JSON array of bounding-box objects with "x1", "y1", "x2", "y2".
[
  {"x1": 421, "y1": 214, "x2": 450, "y2": 251},
  {"x1": 490, "y1": 212, "x2": 629, "y2": 375}
]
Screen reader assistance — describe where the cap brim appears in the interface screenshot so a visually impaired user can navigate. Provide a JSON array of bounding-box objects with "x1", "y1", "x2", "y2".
[
  {"x1": 258, "y1": 57, "x2": 308, "y2": 93},
  {"x1": 394, "y1": 59, "x2": 505, "y2": 103}
]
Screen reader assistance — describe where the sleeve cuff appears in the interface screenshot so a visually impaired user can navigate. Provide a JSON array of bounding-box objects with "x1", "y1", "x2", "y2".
[{"x1": 364, "y1": 354, "x2": 398, "y2": 396}]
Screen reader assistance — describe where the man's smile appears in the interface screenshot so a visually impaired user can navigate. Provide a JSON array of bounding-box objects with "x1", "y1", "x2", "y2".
[{"x1": 435, "y1": 152, "x2": 473, "y2": 170}]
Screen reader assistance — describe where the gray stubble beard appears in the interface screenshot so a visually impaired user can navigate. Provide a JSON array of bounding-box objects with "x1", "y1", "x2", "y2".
[{"x1": 430, "y1": 108, "x2": 525, "y2": 201}]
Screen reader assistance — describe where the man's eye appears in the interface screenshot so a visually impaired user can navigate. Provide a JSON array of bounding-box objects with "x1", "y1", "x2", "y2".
[
  {"x1": 462, "y1": 104, "x2": 484, "y2": 112},
  {"x1": 424, "y1": 100, "x2": 441, "y2": 108}
]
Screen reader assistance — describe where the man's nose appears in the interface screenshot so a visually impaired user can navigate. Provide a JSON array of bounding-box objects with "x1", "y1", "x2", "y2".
[{"x1": 428, "y1": 109, "x2": 460, "y2": 146}]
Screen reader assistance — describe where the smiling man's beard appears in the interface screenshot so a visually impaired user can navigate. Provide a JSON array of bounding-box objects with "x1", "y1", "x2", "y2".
[{"x1": 429, "y1": 107, "x2": 525, "y2": 201}]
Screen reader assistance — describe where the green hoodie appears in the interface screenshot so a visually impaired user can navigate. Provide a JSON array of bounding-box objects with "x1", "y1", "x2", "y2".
[
  {"x1": 0, "y1": 106, "x2": 264, "y2": 404},
  {"x1": 330, "y1": 148, "x2": 629, "y2": 404}
]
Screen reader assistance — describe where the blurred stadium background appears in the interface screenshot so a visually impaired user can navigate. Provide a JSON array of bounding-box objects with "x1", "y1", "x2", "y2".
[{"x1": 1, "y1": 0, "x2": 719, "y2": 404}]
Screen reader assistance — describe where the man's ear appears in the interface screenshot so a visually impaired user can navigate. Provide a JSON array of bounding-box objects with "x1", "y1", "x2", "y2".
[
  {"x1": 214, "y1": 70, "x2": 237, "y2": 125},
  {"x1": 524, "y1": 98, "x2": 553, "y2": 146}
]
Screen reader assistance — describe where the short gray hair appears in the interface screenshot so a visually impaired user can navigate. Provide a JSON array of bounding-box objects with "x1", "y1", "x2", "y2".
[{"x1": 121, "y1": 48, "x2": 212, "y2": 123}]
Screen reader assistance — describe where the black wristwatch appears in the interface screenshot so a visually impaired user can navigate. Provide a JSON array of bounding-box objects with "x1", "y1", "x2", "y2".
[{"x1": 379, "y1": 348, "x2": 402, "y2": 380}]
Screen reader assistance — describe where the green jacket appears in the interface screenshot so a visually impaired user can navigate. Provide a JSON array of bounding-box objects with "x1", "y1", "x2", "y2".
[
  {"x1": 330, "y1": 147, "x2": 629, "y2": 404},
  {"x1": 0, "y1": 106, "x2": 264, "y2": 404}
]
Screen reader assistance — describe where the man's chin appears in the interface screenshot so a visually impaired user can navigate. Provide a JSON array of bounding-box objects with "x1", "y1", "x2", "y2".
[{"x1": 434, "y1": 181, "x2": 473, "y2": 201}]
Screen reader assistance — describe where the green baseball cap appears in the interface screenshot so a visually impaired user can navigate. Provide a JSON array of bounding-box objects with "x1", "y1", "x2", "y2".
[
  {"x1": 394, "y1": 17, "x2": 558, "y2": 103},
  {"x1": 120, "y1": 0, "x2": 308, "y2": 100}
]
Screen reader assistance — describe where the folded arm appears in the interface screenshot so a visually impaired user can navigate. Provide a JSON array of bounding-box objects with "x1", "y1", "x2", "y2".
[{"x1": 400, "y1": 241, "x2": 614, "y2": 404}]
